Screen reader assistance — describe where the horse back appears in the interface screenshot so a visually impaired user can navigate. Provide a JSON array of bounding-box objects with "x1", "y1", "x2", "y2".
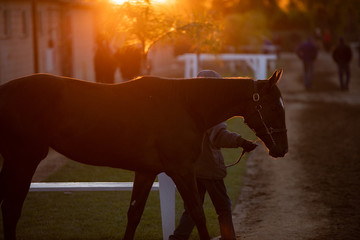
[
  {"x1": 0, "y1": 74, "x2": 203, "y2": 172},
  {"x1": 0, "y1": 74, "x2": 63, "y2": 136}
]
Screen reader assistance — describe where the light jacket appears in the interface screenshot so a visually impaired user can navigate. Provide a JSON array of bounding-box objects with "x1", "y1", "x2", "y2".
[{"x1": 195, "y1": 122, "x2": 243, "y2": 179}]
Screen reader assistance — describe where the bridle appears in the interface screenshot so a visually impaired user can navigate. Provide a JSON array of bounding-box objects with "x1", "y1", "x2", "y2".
[
  {"x1": 227, "y1": 80, "x2": 287, "y2": 168},
  {"x1": 246, "y1": 80, "x2": 287, "y2": 146}
]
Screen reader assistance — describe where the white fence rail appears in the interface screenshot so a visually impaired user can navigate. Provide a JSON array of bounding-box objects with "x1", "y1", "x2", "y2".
[
  {"x1": 177, "y1": 53, "x2": 277, "y2": 79},
  {"x1": 30, "y1": 173, "x2": 176, "y2": 240}
]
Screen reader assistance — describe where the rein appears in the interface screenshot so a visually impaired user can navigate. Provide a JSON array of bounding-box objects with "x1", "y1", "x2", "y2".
[{"x1": 226, "y1": 149, "x2": 246, "y2": 168}]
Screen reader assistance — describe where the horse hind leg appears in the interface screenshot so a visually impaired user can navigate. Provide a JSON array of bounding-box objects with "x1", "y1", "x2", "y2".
[
  {"x1": 123, "y1": 172, "x2": 157, "y2": 240},
  {"x1": 0, "y1": 162, "x2": 5, "y2": 204},
  {"x1": 169, "y1": 170, "x2": 211, "y2": 240},
  {"x1": 1, "y1": 148, "x2": 47, "y2": 240}
]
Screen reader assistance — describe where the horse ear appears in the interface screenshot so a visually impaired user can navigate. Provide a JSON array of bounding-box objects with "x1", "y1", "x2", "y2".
[{"x1": 268, "y1": 69, "x2": 283, "y2": 87}]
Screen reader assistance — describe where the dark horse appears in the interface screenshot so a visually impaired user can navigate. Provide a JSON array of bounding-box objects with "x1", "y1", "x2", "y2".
[{"x1": 0, "y1": 70, "x2": 287, "y2": 240}]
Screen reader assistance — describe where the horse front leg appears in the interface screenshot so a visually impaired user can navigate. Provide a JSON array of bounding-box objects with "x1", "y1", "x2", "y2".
[
  {"x1": 123, "y1": 171, "x2": 157, "y2": 240},
  {"x1": 1, "y1": 160, "x2": 39, "y2": 240},
  {"x1": 170, "y1": 170, "x2": 211, "y2": 240}
]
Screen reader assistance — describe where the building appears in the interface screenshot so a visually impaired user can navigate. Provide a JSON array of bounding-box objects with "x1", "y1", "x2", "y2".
[{"x1": 0, "y1": 0, "x2": 96, "y2": 84}]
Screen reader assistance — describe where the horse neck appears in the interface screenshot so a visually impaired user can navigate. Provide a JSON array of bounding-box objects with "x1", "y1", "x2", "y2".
[{"x1": 182, "y1": 78, "x2": 254, "y2": 131}]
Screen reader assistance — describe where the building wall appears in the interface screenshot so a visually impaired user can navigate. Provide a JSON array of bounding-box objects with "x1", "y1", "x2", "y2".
[
  {"x1": 0, "y1": 0, "x2": 96, "y2": 84},
  {"x1": 37, "y1": 2, "x2": 65, "y2": 77},
  {"x1": 70, "y1": 7, "x2": 95, "y2": 81},
  {"x1": 0, "y1": 1, "x2": 34, "y2": 83}
]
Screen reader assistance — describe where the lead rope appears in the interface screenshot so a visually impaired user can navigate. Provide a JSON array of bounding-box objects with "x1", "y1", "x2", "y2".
[
  {"x1": 226, "y1": 80, "x2": 255, "y2": 168},
  {"x1": 226, "y1": 149, "x2": 246, "y2": 168},
  {"x1": 226, "y1": 80, "x2": 263, "y2": 168}
]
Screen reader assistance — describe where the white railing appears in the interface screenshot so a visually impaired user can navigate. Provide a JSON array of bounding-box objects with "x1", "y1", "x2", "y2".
[
  {"x1": 177, "y1": 53, "x2": 277, "y2": 79},
  {"x1": 30, "y1": 173, "x2": 176, "y2": 240}
]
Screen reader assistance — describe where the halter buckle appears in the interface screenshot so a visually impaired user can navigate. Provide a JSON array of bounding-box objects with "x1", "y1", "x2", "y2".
[{"x1": 253, "y1": 93, "x2": 260, "y2": 102}]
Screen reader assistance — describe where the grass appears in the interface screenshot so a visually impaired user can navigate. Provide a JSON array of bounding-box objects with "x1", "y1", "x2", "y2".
[{"x1": 0, "y1": 117, "x2": 256, "y2": 240}]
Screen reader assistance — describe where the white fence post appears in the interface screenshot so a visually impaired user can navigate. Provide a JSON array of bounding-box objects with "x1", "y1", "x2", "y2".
[
  {"x1": 255, "y1": 57, "x2": 267, "y2": 80},
  {"x1": 192, "y1": 54, "x2": 198, "y2": 78},
  {"x1": 158, "y1": 173, "x2": 176, "y2": 240},
  {"x1": 178, "y1": 54, "x2": 195, "y2": 78},
  {"x1": 185, "y1": 55, "x2": 192, "y2": 78}
]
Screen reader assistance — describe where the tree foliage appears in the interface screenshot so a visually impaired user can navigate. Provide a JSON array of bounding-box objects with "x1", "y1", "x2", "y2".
[
  {"x1": 99, "y1": 0, "x2": 223, "y2": 72},
  {"x1": 109, "y1": 0, "x2": 176, "y2": 55},
  {"x1": 223, "y1": 11, "x2": 269, "y2": 48},
  {"x1": 98, "y1": 0, "x2": 360, "y2": 60}
]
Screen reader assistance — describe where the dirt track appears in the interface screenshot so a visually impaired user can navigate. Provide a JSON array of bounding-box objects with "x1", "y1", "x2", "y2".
[{"x1": 233, "y1": 52, "x2": 360, "y2": 240}]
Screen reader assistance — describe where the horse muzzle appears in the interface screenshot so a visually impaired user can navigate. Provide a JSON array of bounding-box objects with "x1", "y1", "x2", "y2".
[{"x1": 269, "y1": 146, "x2": 288, "y2": 158}]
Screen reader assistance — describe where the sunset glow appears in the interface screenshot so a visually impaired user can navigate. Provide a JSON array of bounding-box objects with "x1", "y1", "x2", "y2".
[{"x1": 110, "y1": 0, "x2": 169, "y2": 5}]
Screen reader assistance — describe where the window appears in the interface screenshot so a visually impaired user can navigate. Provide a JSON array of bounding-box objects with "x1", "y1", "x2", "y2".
[
  {"x1": 20, "y1": 10, "x2": 28, "y2": 37},
  {"x1": 37, "y1": 10, "x2": 43, "y2": 35},
  {"x1": 0, "y1": 9, "x2": 11, "y2": 39}
]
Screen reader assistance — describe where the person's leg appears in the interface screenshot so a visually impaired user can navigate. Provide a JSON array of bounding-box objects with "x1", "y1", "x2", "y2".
[
  {"x1": 304, "y1": 61, "x2": 312, "y2": 89},
  {"x1": 303, "y1": 61, "x2": 308, "y2": 89},
  {"x1": 200, "y1": 179, "x2": 236, "y2": 240},
  {"x1": 308, "y1": 61, "x2": 314, "y2": 89},
  {"x1": 338, "y1": 64, "x2": 345, "y2": 90},
  {"x1": 344, "y1": 63, "x2": 350, "y2": 90},
  {"x1": 170, "y1": 180, "x2": 207, "y2": 240}
]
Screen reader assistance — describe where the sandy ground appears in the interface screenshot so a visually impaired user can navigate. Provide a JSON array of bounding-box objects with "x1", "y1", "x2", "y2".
[{"x1": 233, "y1": 52, "x2": 360, "y2": 240}]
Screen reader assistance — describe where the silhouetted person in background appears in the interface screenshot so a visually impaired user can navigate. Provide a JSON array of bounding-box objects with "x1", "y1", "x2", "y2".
[
  {"x1": 332, "y1": 37, "x2": 352, "y2": 91},
  {"x1": 115, "y1": 45, "x2": 142, "y2": 81},
  {"x1": 296, "y1": 38, "x2": 318, "y2": 90},
  {"x1": 169, "y1": 70, "x2": 257, "y2": 240},
  {"x1": 357, "y1": 37, "x2": 360, "y2": 67},
  {"x1": 322, "y1": 29, "x2": 332, "y2": 52},
  {"x1": 94, "y1": 38, "x2": 117, "y2": 83}
]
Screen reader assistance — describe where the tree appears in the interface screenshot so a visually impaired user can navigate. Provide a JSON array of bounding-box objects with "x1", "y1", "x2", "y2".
[
  {"x1": 99, "y1": 0, "x2": 222, "y2": 75},
  {"x1": 223, "y1": 11, "x2": 269, "y2": 51},
  {"x1": 108, "y1": 0, "x2": 177, "y2": 74}
]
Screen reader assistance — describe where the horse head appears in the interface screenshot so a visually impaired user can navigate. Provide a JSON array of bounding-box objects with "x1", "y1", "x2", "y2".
[{"x1": 244, "y1": 69, "x2": 288, "y2": 158}]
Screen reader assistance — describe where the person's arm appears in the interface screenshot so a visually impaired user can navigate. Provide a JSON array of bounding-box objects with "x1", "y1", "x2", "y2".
[{"x1": 209, "y1": 123, "x2": 257, "y2": 152}]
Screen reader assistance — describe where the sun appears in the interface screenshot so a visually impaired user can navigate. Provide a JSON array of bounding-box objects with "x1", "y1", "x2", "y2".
[{"x1": 110, "y1": 0, "x2": 169, "y2": 5}]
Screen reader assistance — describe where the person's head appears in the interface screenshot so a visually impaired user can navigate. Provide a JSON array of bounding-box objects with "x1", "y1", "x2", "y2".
[{"x1": 197, "y1": 70, "x2": 222, "y2": 78}]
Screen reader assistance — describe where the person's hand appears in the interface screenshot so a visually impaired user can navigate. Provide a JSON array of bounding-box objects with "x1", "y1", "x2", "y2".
[{"x1": 241, "y1": 140, "x2": 257, "y2": 152}]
